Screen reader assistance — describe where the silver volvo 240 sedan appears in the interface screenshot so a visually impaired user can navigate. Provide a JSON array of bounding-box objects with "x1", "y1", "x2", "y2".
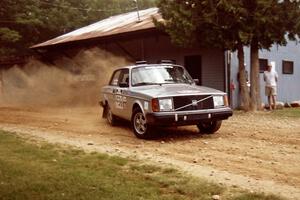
[{"x1": 100, "y1": 61, "x2": 233, "y2": 139}]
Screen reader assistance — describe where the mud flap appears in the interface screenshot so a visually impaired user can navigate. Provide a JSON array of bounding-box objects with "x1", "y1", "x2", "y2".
[{"x1": 99, "y1": 101, "x2": 107, "y2": 118}]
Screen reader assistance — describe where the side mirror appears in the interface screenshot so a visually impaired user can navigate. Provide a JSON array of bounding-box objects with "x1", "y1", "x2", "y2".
[
  {"x1": 119, "y1": 82, "x2": 129, "y2": 88},
  {"x1": 193, "y1": 79, "x2": 199, "y2": 85}
]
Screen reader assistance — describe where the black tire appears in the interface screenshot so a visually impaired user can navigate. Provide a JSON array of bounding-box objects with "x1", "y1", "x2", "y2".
[
  {"x1": 106, "y1": 104, "x2": 117, "y2": 126},
  {"x1": 131, "y1": 108, "x2": 153, "y2": 139},
  {"x1": 197, "y1": 120, "x2": 222, "y2": 134}
]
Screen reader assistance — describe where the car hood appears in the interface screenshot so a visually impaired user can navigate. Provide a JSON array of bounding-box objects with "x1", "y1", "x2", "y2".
[{"x1": 131, "y1": 84, "x2": 225, "y2": 98}]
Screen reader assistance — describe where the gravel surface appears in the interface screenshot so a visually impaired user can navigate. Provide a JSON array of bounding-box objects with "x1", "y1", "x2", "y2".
[{"x1": 0, "y1": 106, "x2": 299, "y2": 199}]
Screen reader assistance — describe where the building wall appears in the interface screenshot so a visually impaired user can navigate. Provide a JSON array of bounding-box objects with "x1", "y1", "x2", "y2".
[
  {"x1": 231, "y1": 41, "x2": 300, "y2": 108},
  {"x1": 103, "y1": 34, "x2": 226, "y2": 91}
]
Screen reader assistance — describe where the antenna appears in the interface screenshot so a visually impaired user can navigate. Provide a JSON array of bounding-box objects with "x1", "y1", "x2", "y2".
[{"x1": 133, "y1": 0, "x2": 141, "y2": 22}]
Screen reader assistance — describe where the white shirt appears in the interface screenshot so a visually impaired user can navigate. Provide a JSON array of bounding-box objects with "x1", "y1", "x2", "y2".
[{"x1": 264, "y1": 70, "x2": 278, "y2": 87}]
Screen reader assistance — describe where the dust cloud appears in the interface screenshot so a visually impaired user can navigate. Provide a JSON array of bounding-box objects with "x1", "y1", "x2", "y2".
[{"x1": 0, "y1": 48, "x2": 130, "y2": 107}]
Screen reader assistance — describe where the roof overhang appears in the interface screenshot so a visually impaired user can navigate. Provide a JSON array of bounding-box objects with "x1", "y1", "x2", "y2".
[{"x1": 31, "y1": 7, "x2": 162, "y2": 49}]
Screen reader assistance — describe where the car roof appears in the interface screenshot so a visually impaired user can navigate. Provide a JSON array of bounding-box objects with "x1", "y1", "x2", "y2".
[{"x1": 114, "y1": 63, "x2": 184, "y2": 71}]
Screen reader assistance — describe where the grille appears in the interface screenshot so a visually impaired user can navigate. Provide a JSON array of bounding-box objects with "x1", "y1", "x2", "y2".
[{"x1": 173, "y1": 95, "x2": 214, "y2": 111}]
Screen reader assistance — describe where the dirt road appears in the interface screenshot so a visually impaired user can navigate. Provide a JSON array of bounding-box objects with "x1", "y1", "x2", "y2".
[{"x1": 0, "y1": 106, "x2": 299, "y2": 199}]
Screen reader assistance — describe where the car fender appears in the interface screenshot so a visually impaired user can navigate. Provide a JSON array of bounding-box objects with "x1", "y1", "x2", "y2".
[{"x1": 132, "y1": 99, "x2": 146, "y2": 116}]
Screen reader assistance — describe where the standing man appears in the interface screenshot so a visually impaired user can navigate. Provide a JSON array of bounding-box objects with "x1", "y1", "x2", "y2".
[{"x1": 263, "y1": 64, "x2": 278, "y2": 110}]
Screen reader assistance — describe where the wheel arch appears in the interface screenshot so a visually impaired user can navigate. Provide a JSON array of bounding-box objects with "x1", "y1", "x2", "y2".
[
  {"x1": 131, "y1": 99, "x2": 147, "y2": 117},
  {"x1": 132, "y1": 102, "x2": 143, "y2": 113}
]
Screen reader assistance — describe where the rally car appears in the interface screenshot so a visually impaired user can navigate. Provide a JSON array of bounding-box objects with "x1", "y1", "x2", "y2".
[{"x1": 100, "y1": 61, "x2": 232, "y2": 139}]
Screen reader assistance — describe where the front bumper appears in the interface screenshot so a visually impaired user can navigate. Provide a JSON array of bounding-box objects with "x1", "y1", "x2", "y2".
[{"x1": 146, "y1": 107, "x2": 233, "y2": 126}]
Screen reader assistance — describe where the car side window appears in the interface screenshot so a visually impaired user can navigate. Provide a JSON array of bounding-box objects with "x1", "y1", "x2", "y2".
[
  {"x1": 109, "y1": 69, "x2": 129, "y2": 86},
  {"x1": 110, "y1": 70, "x2": 121, "y2": 86},
  {"x1": 119, "y1": 69, "x2": 129, "y2": 86}
]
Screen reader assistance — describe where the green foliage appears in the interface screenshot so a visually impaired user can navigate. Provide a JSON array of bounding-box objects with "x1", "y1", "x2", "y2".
[
  {"x1": 240, "y1": 0, "x2": 300, "y2": 49},
  {"x1": 157, "y1": 0, "x2": 300, "y2": 50},
  {"x1": 0, "y1": 28, "x2": 21, "y2": 42},
  {"x1": 0, "y1": 0, "x2": 157, "y2": 58},
  {"x1": 157, "y1": 0, "x2": 245, "y2": 49}
]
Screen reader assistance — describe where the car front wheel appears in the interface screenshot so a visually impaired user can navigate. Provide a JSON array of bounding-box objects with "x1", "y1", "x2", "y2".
[
  {"x1": 132, "y1": 108, "x2": 153, "y2": 139},
  {"x1": 197, "y1": 120, "x2": 222, "y2": 134}
]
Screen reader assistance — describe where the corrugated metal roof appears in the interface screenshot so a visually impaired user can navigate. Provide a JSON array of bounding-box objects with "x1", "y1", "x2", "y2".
[{"x1": 31, "y1": 7, "x2": 162, "y2": 49}]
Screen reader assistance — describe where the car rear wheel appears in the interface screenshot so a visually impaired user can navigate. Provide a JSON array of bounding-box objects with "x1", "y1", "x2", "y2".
[
  {"x1": 132, "y1": 108, "x2": 153, "y2": 139},
  {"x1": 106, "y1": 104, "x2": 117, "y2": 126},
  {"x1": 197, "y1": 120, "x2": 222, "y2": 134}
]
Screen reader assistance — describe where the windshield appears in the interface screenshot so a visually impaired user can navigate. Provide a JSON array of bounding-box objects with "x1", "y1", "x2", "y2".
[{"x1": 131, "y1": 65, "x2": 194, "y2": 86}]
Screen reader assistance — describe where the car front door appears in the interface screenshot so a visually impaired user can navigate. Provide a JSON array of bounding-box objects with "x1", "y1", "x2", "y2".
[{"x1": 112, "y1": 69, "x2": 130, "y2": 119}]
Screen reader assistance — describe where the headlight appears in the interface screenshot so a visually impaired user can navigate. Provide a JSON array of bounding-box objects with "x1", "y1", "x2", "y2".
[
  {"x1": 151, "y1": 98, "x2": 173, "y2": 112},
  {"x1": 213, "y1": 95, "x2": 224, "y2": 107},
  {"x1": 158, "y1": 98, "x2": 173, "y2": 111}
]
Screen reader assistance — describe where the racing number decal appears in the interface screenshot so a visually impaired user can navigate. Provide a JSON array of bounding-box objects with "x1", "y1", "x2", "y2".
[
  {"x1": 113, "y1": 89, "x2": 127, "y2": 109},
  {"x1": 115, "y1": 95, "x2": 127, "y2": 109}
]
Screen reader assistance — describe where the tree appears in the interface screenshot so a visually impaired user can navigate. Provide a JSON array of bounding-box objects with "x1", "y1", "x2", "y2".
[
  {"x1": 240, "y1": 0, "x2": 300, "y2": 110},
  {"x1": 156, "y1": 0, "x2": 251, "y2": 110},
  {"x1": 0, "y1": 0, "x2": 157, "y2": 58},
  {"x1": 156, "y1": 0, "x2": 300, "y2": 111}
]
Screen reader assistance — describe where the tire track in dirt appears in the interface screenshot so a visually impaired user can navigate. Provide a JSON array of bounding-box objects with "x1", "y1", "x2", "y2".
[{"x1": 0, "y1": 106, "x2": 299, "y2": 199}]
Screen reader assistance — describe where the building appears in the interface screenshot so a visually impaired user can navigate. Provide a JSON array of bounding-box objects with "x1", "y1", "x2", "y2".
[
  {"x1": 231, "y1": 42, "x2": 300, "y2": 108},
  {"x1": 32, "y1": 7, "x2": 300, "y2": 108},
  {"x1": 32, "y1": 8, "x2": 227, "y2": 94}
]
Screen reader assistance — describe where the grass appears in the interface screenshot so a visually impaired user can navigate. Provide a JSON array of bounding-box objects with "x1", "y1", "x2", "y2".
[
  {"x1": 272, "y1": 107, "x2": 300, "y2": 118},
  {"x1": 0, "y1": 130, "x2": 285, "y2": 200},
  {"x1": 234, "y1": 107, "x2": 300, "y2": 118}
]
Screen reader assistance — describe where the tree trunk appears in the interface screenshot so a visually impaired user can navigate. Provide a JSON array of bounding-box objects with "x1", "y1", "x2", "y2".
[
  {"x1": 250, "y1": 41, "x2": 262, "y2": 111},
  {"x1": 0, "y1": 70, "x2": 4, "y2": 104},
  {"x1": 237, "y1": 44, "x2": 250, "y2": 111}
]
